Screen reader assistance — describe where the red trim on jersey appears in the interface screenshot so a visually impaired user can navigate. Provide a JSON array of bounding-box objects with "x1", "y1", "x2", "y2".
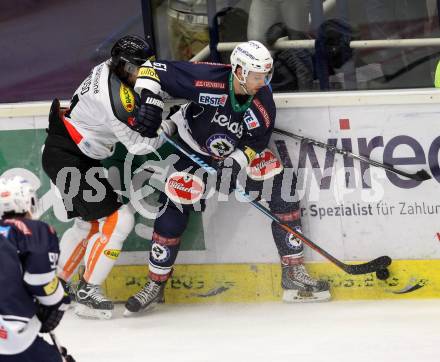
[
  {"x1": 194, "y1": 80, "x2": 226, "y2": 89},
  {"x1": 191, "y1": 62, "x2": 232, "y2": 68},
  {"x1": 62, "y1": 115, "x2": 83, "y2": 145},
  {"x1": 253, "y1": 99, "x2": 271, "y2": 128},
  {"x1": 4, "y1": 219, "x2": 32, "y2": 236}
]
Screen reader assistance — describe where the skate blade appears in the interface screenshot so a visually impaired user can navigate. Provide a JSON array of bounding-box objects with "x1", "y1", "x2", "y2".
[
  {"x1": 282, "y1": 289, "x2": 331, "y2": 303},
  {"x1": 74, "y1": 303, "x2": 113, "y2": 320},
  {"x1": 123, "y1": 303, "x2": 159, "y2": 318}
]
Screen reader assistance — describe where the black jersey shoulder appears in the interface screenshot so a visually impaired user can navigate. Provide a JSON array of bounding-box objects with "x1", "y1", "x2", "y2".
[
  {"x1": 0, "y1": 218, "x2": 59, "y2": 255},
  {"x1": 152, "y1": 60, "x2": 231, "y2": 100}
]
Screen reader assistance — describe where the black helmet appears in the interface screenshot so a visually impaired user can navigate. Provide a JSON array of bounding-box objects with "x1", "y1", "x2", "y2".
[{"x1": 111, "y1": 35, "x2": 155, "y2": 67}]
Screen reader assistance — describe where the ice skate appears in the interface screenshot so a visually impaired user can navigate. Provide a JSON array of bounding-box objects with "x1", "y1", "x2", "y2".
[
  {"x1": 74, "y1": 278, "x2": 114, "y2": 319},
  {"x1": 60, "y1": 279, "x2": 78, "y2": 308},
  {"x1": 282, "y1": 263, "x2": 331, "y2": 302},
  {"x1": 124, "y1": 279, "x2": 165, "y2": 317}
]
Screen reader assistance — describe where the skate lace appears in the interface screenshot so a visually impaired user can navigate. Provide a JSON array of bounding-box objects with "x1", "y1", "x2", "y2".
[
  {"x1": 134, "y1": 281, "x2": 161, "y2": 305},
  {"x1": 291, "y1": 264, "x2": 317, "y2": 286},
  {"x1": 80, "y1": 284, "x2": 108, "y2": 303}
]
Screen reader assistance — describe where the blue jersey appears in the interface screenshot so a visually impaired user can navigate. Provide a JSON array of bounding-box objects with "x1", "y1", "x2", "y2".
[
  {"x1": 135, "y1": 61, "x2": 276, "y2": 164},
  {"x1": 0, "y1": 218, "x2": 63, "y2": 355}
]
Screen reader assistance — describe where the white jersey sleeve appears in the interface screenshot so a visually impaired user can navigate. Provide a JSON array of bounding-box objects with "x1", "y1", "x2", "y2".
[
  {"x1": 108, "y1": 118, "x2": 175, "y2": 155},
  {"x1": 63, "y1": 61, "x2": 167, "y2": 159}
]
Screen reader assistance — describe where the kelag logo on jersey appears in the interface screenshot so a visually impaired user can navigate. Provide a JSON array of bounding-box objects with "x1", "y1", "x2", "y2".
[
  {"x1": 243, "y1": 109, "x2": 260, "y2": 130},
  {"x1": 119, "y1": 84, "x2": 135, "y2": 112},
  {"x1": 198, "y1": 93, "x2": 228, "y2": 107},
  {"x1": 211, "y1": 110, "x2": 244, "y2": 138}
]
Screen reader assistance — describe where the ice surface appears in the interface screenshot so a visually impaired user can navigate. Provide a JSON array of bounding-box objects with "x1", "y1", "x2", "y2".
[{"x1": 56, "y1": 300, "x2": 440, "y2": 362}]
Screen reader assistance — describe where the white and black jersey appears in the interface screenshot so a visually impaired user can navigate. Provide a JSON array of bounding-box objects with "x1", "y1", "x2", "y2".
[{"x1": 61, "y1": 61, "x2": 170, "y2": 160}]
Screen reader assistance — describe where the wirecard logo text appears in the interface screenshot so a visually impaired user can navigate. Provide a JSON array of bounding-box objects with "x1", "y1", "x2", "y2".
[
  {"x1": 198, "y1": 93, "x2": 228, "y2": 107},
  {"x1": 277, "y1": 134, "x2": 440, "y2": 190}
]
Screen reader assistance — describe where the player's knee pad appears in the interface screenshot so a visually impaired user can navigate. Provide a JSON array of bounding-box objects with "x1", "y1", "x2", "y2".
[
  {"x1": 100, "y1": 204, "x2": 134, "y2": 245},
  {"x1": 72, "y1": 217, "x2": 97, "y2": 239},
  {"x1": 58, "y1": 218, "x2": 98, "y2": 281},
  {"x1": 267, "y1": 168, "x2": 299, "y2": 215}
]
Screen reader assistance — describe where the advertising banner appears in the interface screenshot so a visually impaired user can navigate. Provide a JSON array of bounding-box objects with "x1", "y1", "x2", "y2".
[{"x1": 1, "y1": 102, "x2": 439, "y2": 266}]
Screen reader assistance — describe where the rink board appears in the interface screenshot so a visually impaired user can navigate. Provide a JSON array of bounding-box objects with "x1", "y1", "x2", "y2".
[
  {"x1": 103, "y1": 259, "x2": 440, "y2": 302},
  {"x1": 2, "y1": 91, "x2": 440, "y2": 301}
]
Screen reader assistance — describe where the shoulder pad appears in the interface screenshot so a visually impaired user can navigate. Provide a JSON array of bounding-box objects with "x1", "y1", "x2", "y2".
[{"x1": 108, "y1": 73, "x2": 140, "y2": 122}]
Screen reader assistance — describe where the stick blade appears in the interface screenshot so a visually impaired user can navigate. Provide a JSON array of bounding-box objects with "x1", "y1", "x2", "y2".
[
  {"x1": 344, "y1": 256, "x2": 392, "y2": 275},
  {"x1": 415, "y1": 170, "x2": 431, "y2": 181}
]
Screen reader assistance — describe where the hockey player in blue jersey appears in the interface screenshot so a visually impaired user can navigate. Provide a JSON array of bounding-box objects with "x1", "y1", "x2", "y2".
[
  {"x1": 124, "y1": 40, "x2": 331, "y2": 315},
  {"x1": 0, "y1": 176, "x2": 73, "y2": 361}
]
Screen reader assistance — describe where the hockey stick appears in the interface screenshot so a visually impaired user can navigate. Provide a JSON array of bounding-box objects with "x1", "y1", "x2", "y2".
[
  {"x1": 161, "y1": 133, "x2": 392, "y2": 275},
  {"x1": 273, "y1": 128, "x2": 431, "y2": 182},
  {"x1": 49, "y1": 332, "x2": 66, "y2": 361},
  {"x1": 49, "y1": 332, "x2": 73, "y2": 362}
]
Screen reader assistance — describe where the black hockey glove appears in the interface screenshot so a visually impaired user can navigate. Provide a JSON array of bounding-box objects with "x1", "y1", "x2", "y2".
[
  {"x1": 36, "y1": 294, "x2": 70, "y2": 333},
  {"x1": 132, "y1": 89, "x2": 164, "y2": 138},
  {"x1": 215, "y1": 157, "x2": 242, "y2": 195}
]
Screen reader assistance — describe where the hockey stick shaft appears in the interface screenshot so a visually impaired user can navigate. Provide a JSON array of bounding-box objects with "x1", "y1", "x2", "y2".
[
  {"x1": 161, "y1": 133, "x2": 391, "y2": 275},
  {"x1": 273, "y1": 128, "x2": 431, "y2": 181},
  {"x1": 49, "y1": 332, "x2": 67, "y2": 362}
]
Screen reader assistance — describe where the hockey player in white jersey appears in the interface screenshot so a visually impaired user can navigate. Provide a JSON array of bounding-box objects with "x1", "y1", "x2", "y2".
[{"x1": 42, "y1": 35, "x2": 174, "y2": 319}]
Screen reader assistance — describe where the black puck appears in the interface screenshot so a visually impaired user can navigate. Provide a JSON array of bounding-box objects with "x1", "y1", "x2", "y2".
[{"x1": 376, "y1": 268, "x2": 390, "y2": 280}]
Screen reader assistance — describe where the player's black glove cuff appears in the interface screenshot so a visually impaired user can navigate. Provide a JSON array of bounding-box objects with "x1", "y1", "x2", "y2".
[
  {"x1": 215, "y1": 157, "x2": 242, "y2": 195},
  {"x1": 131, "y1": 89, "x2": 164, "y2": 138},
  {"x1": 36, "y1": 295, "x2": 70, "y2": 333}
]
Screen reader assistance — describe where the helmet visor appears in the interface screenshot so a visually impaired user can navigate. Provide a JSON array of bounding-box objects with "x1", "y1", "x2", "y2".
[{"x1": 246, "y1": 68, "x2": 274, "y2": 86}]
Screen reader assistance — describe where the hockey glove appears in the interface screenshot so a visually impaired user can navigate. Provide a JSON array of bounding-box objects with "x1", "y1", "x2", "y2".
[
  {"x1": 132, "y1": 89, "x2": 164, "y2": 138},
  {"x1": 36, "y1": 294, "x2": 70, "y2": 333},
  {"x1": 215, "y1": 156, "x2": 242, "y2": 195}
]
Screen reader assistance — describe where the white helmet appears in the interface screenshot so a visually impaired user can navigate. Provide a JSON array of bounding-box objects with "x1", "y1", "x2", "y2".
[
  {"x1": 0, "y1": 176, "x2": 38, "y2": 218},
  {"x1": 230, "y1": 40, "x2": 273, "y2": 85}
]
